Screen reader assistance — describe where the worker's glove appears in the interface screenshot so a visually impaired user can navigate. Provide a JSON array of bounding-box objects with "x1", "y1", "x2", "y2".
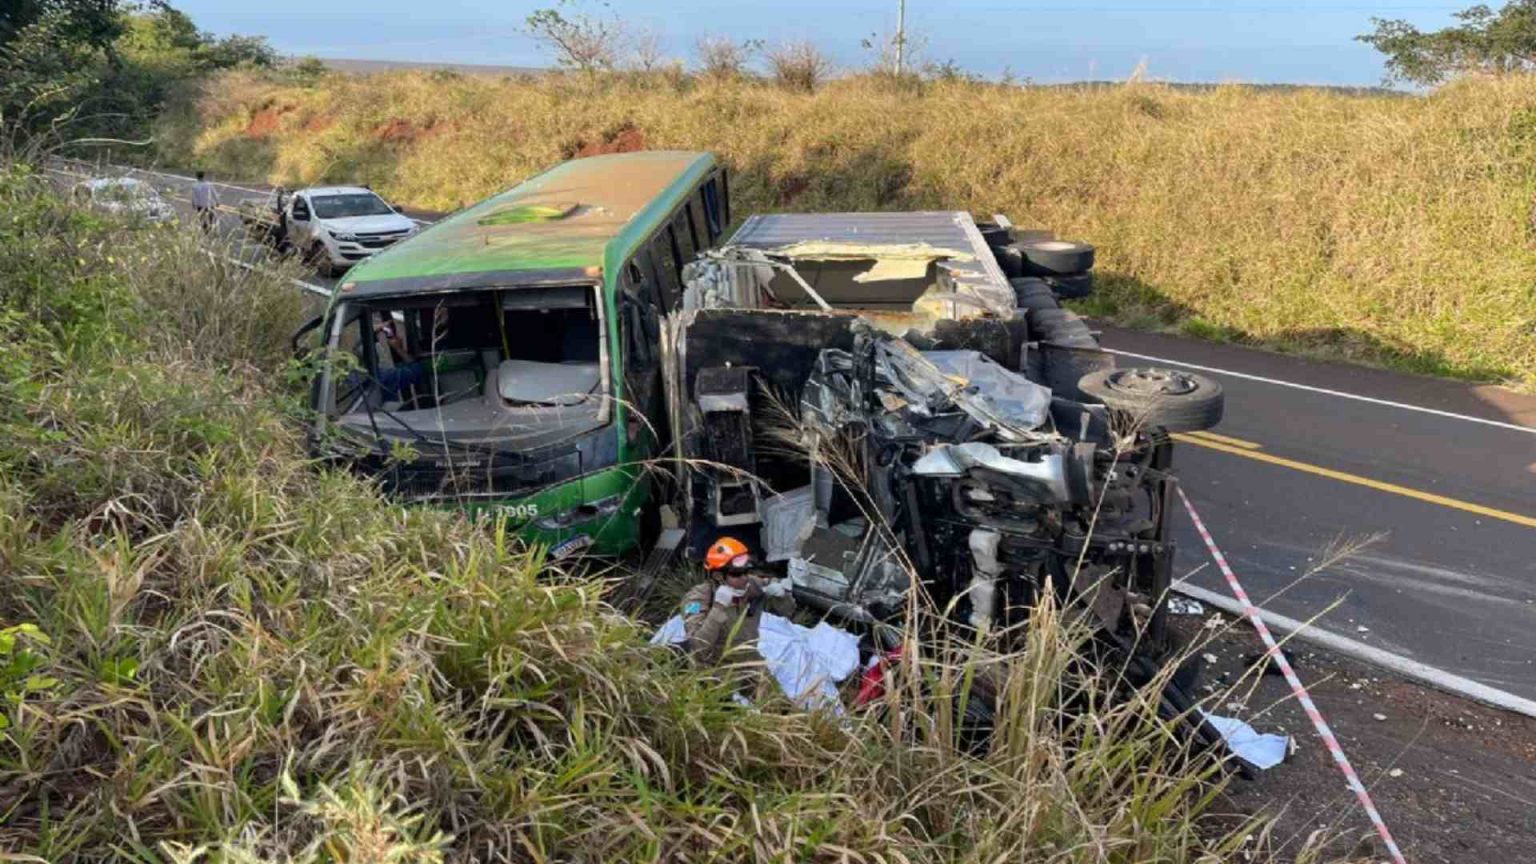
[
  {"x1": 761, "y1": 578, "x2": 790, "y2": 598},
  {"x1": 714, "y1": 584, "x2": 747, "y2": 607}
]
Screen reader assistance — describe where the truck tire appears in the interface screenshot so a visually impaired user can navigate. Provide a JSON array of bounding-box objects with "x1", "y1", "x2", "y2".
[
  {"x1": 1042, "y1": 343, "x2": 1114, "y2": 398},
  {"x1": 1045, "y1": 272, "x2": 1094, "y2": 299},
  {"x1": 977, "y1": 222, "x2": 1012, "y2": 249},
  {"x1": 993, "y1": 243, "x2": 1025, "y2": 278},
  {"x1": 1018, "y1": 239, "x2": 1095, "y2": 277},
  {"x1": 1012, "y1": 278, "x2": 1059, "y2": 312},
  {"x1": 1028, "y1": 308, "x2": 1084, "y2": 339},
  {"x1": 306, "y1": 242, "x2": 335, "y2": 278},
  {"x1": 1076, "y1": 368, "x2": 1224, "y2": 432}
]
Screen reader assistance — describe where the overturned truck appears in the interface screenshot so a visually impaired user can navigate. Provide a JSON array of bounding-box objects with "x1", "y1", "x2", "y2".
[{"x1": 665, "y1": 211, "x2": 1225, "y2": 715}]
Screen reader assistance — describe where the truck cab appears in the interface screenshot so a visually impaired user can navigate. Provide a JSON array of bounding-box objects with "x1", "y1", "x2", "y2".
[{"x1": 665, "y1": 210, "x2": 1224, "y2": 661}]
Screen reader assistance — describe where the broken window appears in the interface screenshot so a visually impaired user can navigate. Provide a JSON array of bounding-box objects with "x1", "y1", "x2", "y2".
[
  {"x1": 699, "y1": 177, "x2": 724, "y2": 241},
  {"x1": 327, "y1": 286, "x2": 609, "y2": 445},
  {"x1": 650, "y1": 229, "x2": 684, "y2": 311}
]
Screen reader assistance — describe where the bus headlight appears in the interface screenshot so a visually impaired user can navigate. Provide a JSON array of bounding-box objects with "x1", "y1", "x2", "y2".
[{"x1": 535, "y1": 494, "x2": 623, "y2": 530}]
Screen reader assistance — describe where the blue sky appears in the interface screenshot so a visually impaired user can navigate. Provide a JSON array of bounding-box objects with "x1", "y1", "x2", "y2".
[{"x1": 176, "y1": 1, "x2": 1470, "y2": 85}]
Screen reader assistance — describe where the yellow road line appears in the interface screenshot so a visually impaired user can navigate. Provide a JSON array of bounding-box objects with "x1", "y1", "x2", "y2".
[
  {"x1": 1171, "y1": 433, "x2": 1536, "y2": 529},
  {"x1": 1182, "y1": 429, "x2": 1263, "y2": 450}
]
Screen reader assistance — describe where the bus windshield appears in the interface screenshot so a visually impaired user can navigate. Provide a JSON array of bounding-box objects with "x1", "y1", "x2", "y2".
[{"x1": 325, "y1": 285, "x2": 608, "y2": 449}]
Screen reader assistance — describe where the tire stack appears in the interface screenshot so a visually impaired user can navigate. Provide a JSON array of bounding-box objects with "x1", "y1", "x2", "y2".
[
  {"x1": 1009, "y1": 237, "x2": 1095, "y2": 301},
  {"x1": 985, "y1": 226, "x2": 1225, "y2": 430}
]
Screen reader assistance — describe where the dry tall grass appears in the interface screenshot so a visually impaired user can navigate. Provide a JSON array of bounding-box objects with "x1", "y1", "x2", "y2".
[
  {"x1": 0, "y1": 160, "x2": 1348, "y2": 861},
  {"x1": 156, "y1": 70, "x2": 1536, "y2": 387}
]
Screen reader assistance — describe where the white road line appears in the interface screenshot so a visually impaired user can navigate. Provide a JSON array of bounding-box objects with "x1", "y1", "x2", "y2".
[
  {"x1": 1104, "y1": 347, "x2": 1535, "y2": 435},
  {"x1": 1173, "y1": 581, "x2": 1536, "y2": 719}
]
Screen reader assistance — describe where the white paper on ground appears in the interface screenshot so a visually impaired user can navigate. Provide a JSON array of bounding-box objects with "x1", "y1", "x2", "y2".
[
  {"x1": 650, "y1": 613, "x2": 861, "y2": 713},
  {"x1": 1200, "y1": 710, "x2": 1291, "y2": 770}
]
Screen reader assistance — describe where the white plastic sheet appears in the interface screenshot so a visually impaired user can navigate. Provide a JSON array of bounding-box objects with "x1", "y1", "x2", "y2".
[
  {"x1": 651, "y1": 613, "x2": 861, "y2": 713},
  {"x1": 1200, "y1": 710, "x2": 1291, "y2": 770}
]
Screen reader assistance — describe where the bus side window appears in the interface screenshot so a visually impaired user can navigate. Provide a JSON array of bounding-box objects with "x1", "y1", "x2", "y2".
[
  {"x1": 700, "y1": 177, "x2": 723, "y2": 241},
  {"x1": 671, "y1": 208, "x2": 697, "y2": 262},
  {"x1": 622, "y1": 260, "x2": 657, "y2": 364},
  {"x1": 684, "y1": 203, "x2": 702, "y2": 252},
  {"x1": 649, "y1": 231, "x2": 683, "y2": 312},
  {"x1": 720, "y1": 169, "x2": 730, "y2": 224},
  {"x1": 620, "y1": 259, "x2": 662, "y2": 444}
]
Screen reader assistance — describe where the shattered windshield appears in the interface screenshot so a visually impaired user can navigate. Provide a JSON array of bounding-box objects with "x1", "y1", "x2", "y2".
[
  {"x1": 312, "y1": 193, "x2": 394, "y2": 219},
  {"x1": 325, "y1": 285, "x2": 608, "y2": 448}
]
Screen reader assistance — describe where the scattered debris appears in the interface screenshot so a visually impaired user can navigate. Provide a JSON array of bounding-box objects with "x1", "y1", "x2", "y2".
[
  {"x1": 1243, "y1": 648, "x2": 1297, "y2": 676},
  {"x1": 651, "y1": 613, "x2": 860, "y2": 712},
  {"x1": 1200, "y1": 710, "x2": 1292, "y2": 770},
  {"x1": 1169, "y1": 596, "x2": 1206, "y2": 615}
]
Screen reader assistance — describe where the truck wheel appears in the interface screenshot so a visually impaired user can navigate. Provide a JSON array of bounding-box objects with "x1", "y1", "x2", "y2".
[
  {"x1": 1077, "y1": 368, "x2": 1224, "y2": 432},
  {"x1": 306, "y1": 242, "x2": 335, "y2": 278},
  {"x1": 1045, "y1": 272, "x2": 1094, "y2": 299},
  {"x1": 1017, "y1": 239, "x2": 1095, "y2": 277},
  {"x1": 1012, "y1": 278, "x2": 1060, "y2": 312},
  {"x1": 1027, "y1": 308, "x2": 1082, "y2": 337},
  {"x1": 992, "y1": 243, "x2": 1025, "y2": 278}
]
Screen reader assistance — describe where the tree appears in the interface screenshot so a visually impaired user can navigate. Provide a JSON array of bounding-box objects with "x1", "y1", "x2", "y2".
[
  {"x1": 766, "y1": 41, "x2": 833, "y2": 93},
  {"x1": 694, "y1": 35, "x2": 760, "y2": 81},
  {"x1": 2, "y1": 1, "x2": 274, "y2": 144},
  {"x1": 1358, "y1": 0, "x2": 1536, "y2": 86},
  {"x1": 0, "y1": 0, "x2": 122, "y2": 52},
  {"x1": 525, "y1": 1, "x2": 626, "y2": 73}
]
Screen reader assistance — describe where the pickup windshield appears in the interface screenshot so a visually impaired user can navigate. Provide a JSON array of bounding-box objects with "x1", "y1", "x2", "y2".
[
  {"x1": 324, "y1": 285, "x2": 608, "y2": 450},
  {"x1": 312, "y1": 193, "x2": 394, "y2": 219}
]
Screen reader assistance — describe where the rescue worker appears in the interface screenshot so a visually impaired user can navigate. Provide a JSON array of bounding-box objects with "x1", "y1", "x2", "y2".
[{"x1": 680, "y1": 537, "x2": 795, "y2": 666}]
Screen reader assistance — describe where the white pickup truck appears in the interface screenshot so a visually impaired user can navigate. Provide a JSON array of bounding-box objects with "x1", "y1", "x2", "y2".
[{"x1": 240, "y1": 185, "x2": 420, "y2": 276}]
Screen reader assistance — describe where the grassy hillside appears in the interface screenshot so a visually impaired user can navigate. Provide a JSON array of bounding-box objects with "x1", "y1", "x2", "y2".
[
  {"x1": 0, "y1": 161, "x2": 1297, "y2": 861},
  {"x1": 159, "y1": 70, "x2": 1536, "y2": 388}
]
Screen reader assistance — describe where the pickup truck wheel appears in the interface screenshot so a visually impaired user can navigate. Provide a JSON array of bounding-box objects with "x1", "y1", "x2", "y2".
[
  {"x1": 1077, "y1": 367, "x2": 1224, "y2": 432},
  {"x1": 306, "y1": 242, "x2": 335, "y2": 278},
  {"x1": 1017, "y1": 239, "x2": 1095, "y2": 277}
]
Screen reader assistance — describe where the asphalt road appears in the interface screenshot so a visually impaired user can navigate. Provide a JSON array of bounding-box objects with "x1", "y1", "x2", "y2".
[
  {"x1": 1099, "y1": 326, "x2": 1536, "y2": 701},
  {"x1": 51, "y1": 161, "x2": 1536, "y2": 703}
]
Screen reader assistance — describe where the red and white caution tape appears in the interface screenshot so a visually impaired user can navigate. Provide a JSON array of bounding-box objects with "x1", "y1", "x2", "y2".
[{"x1": 1178, "y1": 485, "x2": 1408, "y2": 864}]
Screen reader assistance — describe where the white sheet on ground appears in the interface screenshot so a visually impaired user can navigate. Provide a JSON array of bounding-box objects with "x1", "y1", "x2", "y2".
[
  {"x1": 650, "y1": 613, "x2": 861, "y2": 713},
  {"x1": 1200, "y1": 710, "x2": 1291, "y2": 770}
]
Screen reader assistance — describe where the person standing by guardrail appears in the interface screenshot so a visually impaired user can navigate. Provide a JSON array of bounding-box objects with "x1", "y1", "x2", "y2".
[{"x1": 192, "y1": 171, "x2": 219, "y2": 234}]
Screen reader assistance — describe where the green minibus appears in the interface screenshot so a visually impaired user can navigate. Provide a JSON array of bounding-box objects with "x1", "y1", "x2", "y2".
[{"x1": 297, "y1": 151, "x2": 730, "y2": 558}]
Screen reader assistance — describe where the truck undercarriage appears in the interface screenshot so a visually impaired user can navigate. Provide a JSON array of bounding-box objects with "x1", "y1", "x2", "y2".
[{"x1": 663, "y1": 211, "x2": 1230, "y2": 752}]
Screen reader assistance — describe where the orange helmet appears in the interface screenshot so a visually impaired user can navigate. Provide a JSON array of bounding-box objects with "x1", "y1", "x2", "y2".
[{"x1": 704, "y1": 536, "x2": 753, "y2": 571}]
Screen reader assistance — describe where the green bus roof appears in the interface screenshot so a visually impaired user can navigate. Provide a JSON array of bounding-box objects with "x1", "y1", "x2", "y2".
[{"x1": 338, "y1": 150, "x2": 717, "y2": 298}]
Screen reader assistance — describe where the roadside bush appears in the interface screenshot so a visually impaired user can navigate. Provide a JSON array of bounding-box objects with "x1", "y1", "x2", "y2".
[
  {"x1": 0, "y1": 159, "x2": 1279, "y2": 861},
  {"x1": 695, "y1": 34, "x2": 760, "y2": 81},
  {"x1": 767, "y1": 40, "x2": 833, "y2": 92}
]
